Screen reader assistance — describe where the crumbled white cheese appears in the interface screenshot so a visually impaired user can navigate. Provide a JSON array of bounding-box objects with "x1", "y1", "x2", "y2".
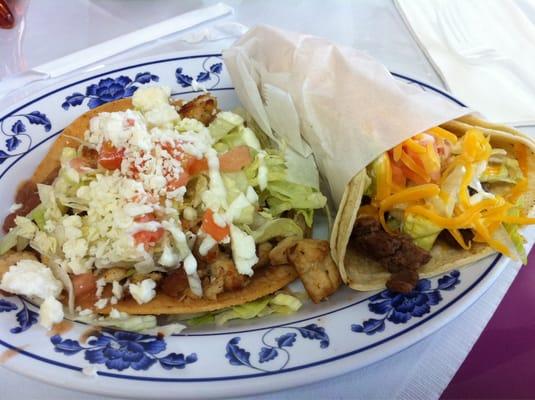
[
  {"x1": 0, "y1": 259, "x2": 63, "y2": 299},
  {"x1": 129, "y1": 279, "x2": 156, "y2": 305},
  {"x1": 79, "y1": 308, "x2": 94, "y2": 317},
  {"x1": 110, "y1": 296, "x2": 118, "y2": 305},
  {"x1": 132, "y1": 86, "x2": 171, "y2": 112},
  {"x1": 39, "y1": 296, "x2": 64, "y2": 330},
  {"x1": 94, "y1": 298, "x2": 109, "y2": 309},
  {"x1": 112, "y1": 280, "x2": 123, "y2": 300},
  {"x1": 95, "y1": 278, "x2": 106, "y2": 298},
  {"x1": 144, "y1": 104, "x2": 179, "y2": 127},
  {"x1": 230, "y1": 224, "x2": 258, "y2": 277}
]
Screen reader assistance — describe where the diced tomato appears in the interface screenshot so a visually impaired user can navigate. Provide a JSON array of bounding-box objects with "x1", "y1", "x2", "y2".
[
  {"x1": 168, "y1": 171, "x2": 190, "y2": 190},
  {"x1": 133, "y1": 230, "x2": 164, "y2": 246},
  {"x1": 71, "y1": 273, "x2": 97, "y2": 308},
  {"x1": 201, "y1": 209, "x2": 229, "y2": 241},
  {"x1": 99, "y1": 140, "x2": 124, "y2": 170},
  {"x1": 133, "y1": 213, "x2": 165, "y2": 247},
  {"x1": 186, "y1": 157, "x2": 208, "y2": 175},
  {"x1": 219, "y1": 146, "x2": 253, "y2": 172}
]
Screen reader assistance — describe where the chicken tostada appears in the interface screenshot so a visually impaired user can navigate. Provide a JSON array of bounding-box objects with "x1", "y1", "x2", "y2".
[{"x1": 0, "y1": 86, "x2": 341, "y2": 331}]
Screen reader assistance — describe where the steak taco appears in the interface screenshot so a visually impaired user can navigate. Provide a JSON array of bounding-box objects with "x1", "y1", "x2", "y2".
[
  {"x1": 0, "y1": 86, "x2": 341, "y2": 331},
  {"x1": 332, "y1": 115, "x2": 535, "y2": 293}
]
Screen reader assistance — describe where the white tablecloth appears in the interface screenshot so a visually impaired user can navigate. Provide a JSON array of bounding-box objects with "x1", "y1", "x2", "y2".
[{"x1": 0, "y1": 1, "x2": 533, "y2": 399}]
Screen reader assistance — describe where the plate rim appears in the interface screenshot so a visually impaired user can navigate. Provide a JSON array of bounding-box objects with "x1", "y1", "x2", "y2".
[{"x1": 0, "y1": 51, "x2": 513, "y2": 398}]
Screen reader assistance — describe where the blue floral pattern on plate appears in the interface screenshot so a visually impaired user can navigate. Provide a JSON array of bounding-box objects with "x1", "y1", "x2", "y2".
[
  {"x1": 0, "y1": 111, "x2": 51, "y2": 165},
  {"x1": 176, "y1": 57, "x2": 223, "y2": 89},
  {"x1": 351, "y1": 271, "x2": 461, "y2": 335},
  {"x1": 0, "y1": 296, "x2": 39, "y2": 334},
  {"x1": 225, "y1": 324, "x2": 329, "y2": 372},
  {"x1": 61, "y1": 72, "x2": 159, "y2": 110},
  {"x1": 51, "y1": 330, "x2": 197, "y2": 372}
]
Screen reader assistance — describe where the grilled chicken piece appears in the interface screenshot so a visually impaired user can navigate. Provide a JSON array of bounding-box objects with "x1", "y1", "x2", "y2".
[
  {"x1": 100, "y1": 267, "x2": 130, "y2": 283},
  {"x1": 287, "y1": 239, "x2": 341, "y2": 303},
  {"x1": 269, "y1": 236, "x2": 300, "y2": 265},
  {"x1": 203, "y1": 253, "x2": 249, "y2": 300},
  {"x1": 255, "y1": 242, "x2": 273, "y2": 269},
  {"x1": 0, "y1": 250, "x2": 38, "y2": 279},
  {"x1": 178, "y1": 94, "x2": 218, "y2": 126},
  {"x1": 211, "y1": 253, "x2": 248, "y2": 292}
]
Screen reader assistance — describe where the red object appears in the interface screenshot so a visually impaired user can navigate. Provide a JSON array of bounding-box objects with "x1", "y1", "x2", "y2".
[
  {"x1": 201, "y1": 209, "x2": 229, "y2": 241},
  {"x1": 0, "y1": 0, "x2": 14, "y2": 29},
  {"x1": 98, "y1": 141, "x2": 124, "y2": 170},
  {"x1": 219, "y1": 145, "x2": 253, "y2": 172},
  {"x1": 442, "y1": 246, "x2": 535, "y2": 399},
  {"x1": 133, "y1": 214, "x2": 164, "y2": 247}
]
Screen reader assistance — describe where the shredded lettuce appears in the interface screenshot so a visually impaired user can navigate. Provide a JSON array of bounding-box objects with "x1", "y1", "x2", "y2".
[
  {"x1": 77, "y1": 314, "x2": 158, "y2": 332},
  {"x1": 504, "y1": 223, "x2": 527, "y2": 264},
  {"x1": 481, "y1": 157, "x2": 524, "y2": 184},
  {"x1": 249, "y1": 218, "x2": 303, "y2": 243},
  {"x1": 182, "y1": 292, "x2": 304, "y2": 327},
  {"x1": 402, "y1": 213, "x2": 442, "y2": 251},
  {"x1": 218, "y1": 126, "x2": 261, "y2": 152},
  {"x1": 0, "y1": 229, "x2": 18, "y2": 255},
  {"x1": 209, "y1": 111, "x2": 244, "y2": 142},
  {"x1": 263, "y1": 181, "x2": 326, "y2": 227}
]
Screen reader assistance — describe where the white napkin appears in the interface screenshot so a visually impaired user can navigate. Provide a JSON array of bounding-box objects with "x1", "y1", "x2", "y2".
[
  {"x1": 223, "y1": 25, "x2": 467, "y2": 205},
  {"x1": 395, "y1": 0, "x2": 535, "y2": 126}
]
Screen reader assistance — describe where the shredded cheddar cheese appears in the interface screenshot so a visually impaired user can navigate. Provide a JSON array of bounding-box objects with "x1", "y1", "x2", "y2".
[{"x1": 428, "y1": 127, "x2": 458, "y2": 143}]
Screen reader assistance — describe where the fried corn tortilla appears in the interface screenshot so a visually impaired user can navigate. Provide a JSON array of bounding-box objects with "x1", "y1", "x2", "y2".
[
  {"x1": 8, "y1": 98, "x2": 300, "y2": 314},
  {"x1": 332, "y1": 118, "x2": 535, "y2": 291}
]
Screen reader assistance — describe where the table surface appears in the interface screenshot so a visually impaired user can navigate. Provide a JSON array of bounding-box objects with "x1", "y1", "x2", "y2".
[{"x1": 0, "y1": 1, "x2": 534, "y2": 399}]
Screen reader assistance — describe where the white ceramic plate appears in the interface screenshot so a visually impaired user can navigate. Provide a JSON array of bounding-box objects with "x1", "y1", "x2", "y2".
[{"x1": 0, "y1": 51, "x2": 509, "y2": 399}]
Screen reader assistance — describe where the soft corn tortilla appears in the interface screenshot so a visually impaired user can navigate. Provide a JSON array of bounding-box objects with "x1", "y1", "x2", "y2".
[
  {"x1": 332, "y1": 117, "x2": 535, "y2": 291},
  {"x1": 12, "y1": 99, "x2": 298, "y2": 313}
]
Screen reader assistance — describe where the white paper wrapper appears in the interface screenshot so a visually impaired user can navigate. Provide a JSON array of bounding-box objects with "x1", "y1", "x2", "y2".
[{"x1": 223, "y1": 25, "x2": 469, "y2": 205}]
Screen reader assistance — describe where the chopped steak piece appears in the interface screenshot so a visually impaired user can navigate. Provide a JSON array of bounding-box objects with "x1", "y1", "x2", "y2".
[
  {"x1": 178, "y1": 94, "x2": 218, "y2": 126},
  {"x1": 352, "y1": 217, "x2": 431, "y2": 273},
  {"x1": 386, "y1": 270, "x2": 419, "y2": 294},
  {"x1": 287, "y1": 239, "x2": 342, "y2": 303},
  {"x1": 352, "y1": 217, "x2": 431, "y2": 292}
]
